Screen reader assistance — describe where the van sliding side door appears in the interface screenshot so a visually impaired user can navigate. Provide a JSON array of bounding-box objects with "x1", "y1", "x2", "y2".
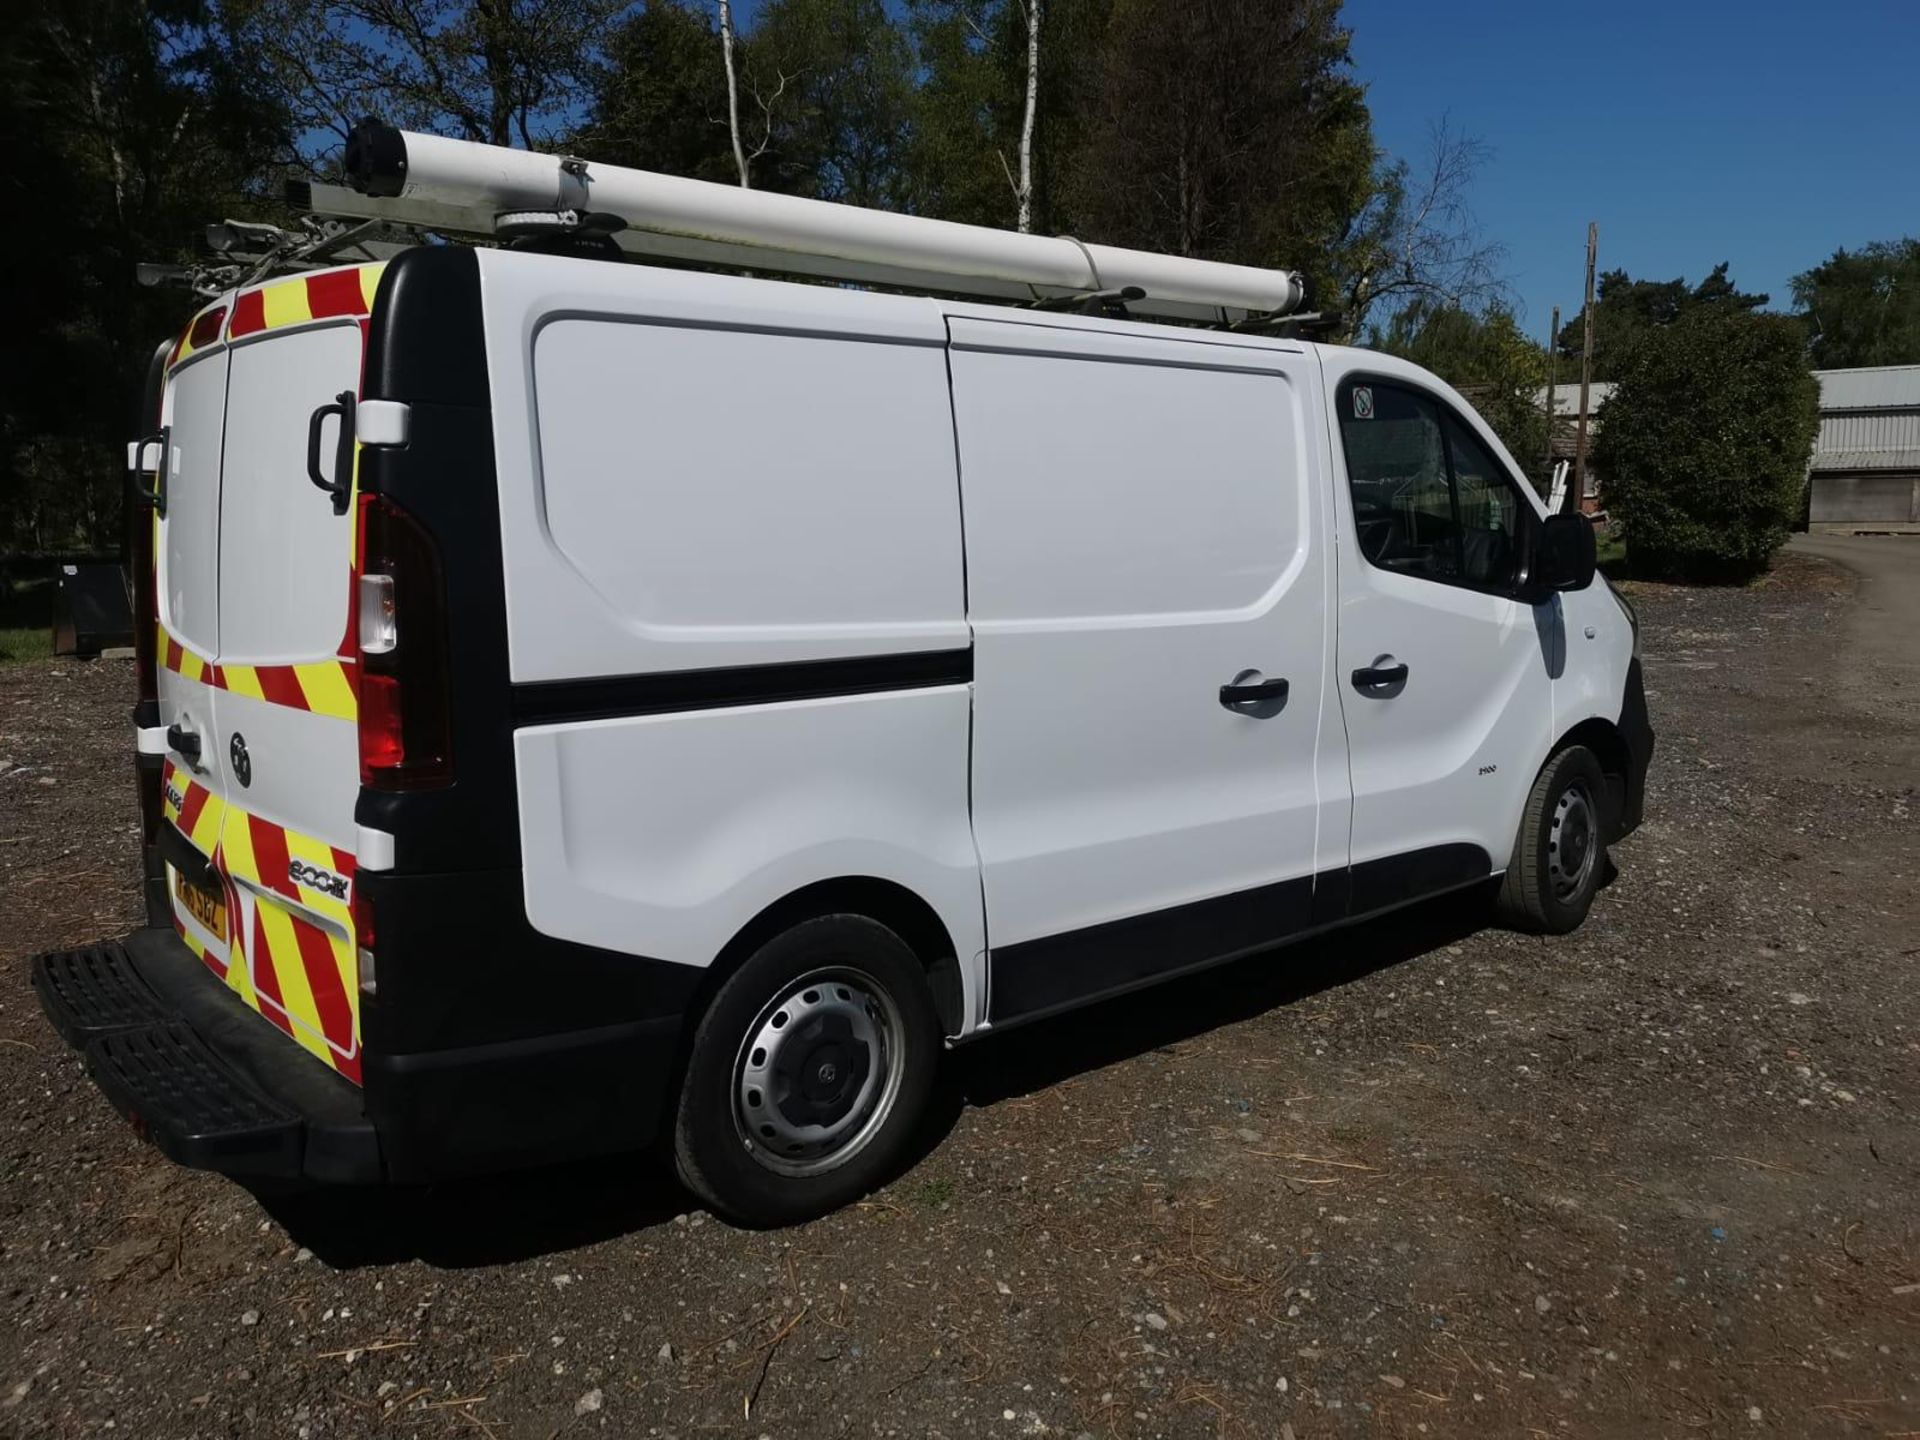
[{"x1": 949, "y1": 317, "x2": 1349, "y2": 1026}]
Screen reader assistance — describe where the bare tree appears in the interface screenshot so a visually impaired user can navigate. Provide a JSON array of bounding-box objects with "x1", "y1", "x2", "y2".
[
  {"x1": 1333, "y1": 117, "x2": 1507, "y2": 338},
  {"x1": 221, "y1": 0, "x2": 631, "y2": 163},
  {"x1": 1014, "y1": 0, "x2": 1038, "y2": 232},
  {"x1": 713, "y1": 0, "x2": 793, "y2": 189},
  {"x1": 718, "y1": 0, "x2": 748, "y2": 185}
]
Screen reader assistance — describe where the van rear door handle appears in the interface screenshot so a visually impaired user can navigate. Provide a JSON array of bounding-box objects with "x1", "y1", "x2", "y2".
[
  {"x1": 306, "y1": 392, "x2": 356, "y2": 516},
  {"x1": 1351, "y1": 660, "x2": 1410, "y2": 694},
  {"x1": 165, "y1": 722, "x2": 202, "y2": 764},
  {"x1": 1219, "y1": 672, "x2": 1289, "y2": 712}
]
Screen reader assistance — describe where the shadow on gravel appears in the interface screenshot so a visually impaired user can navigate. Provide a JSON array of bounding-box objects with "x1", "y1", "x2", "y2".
[
  {"x1": 251, "y1": 1152, "x2": 690, "y2": 1271},
  {"x1": 952, "y1": 885, "x2": 1494, "y2": 1108},
  {"x1": 255, "y1": 888, "x2": 1494, "y2": 1269}
]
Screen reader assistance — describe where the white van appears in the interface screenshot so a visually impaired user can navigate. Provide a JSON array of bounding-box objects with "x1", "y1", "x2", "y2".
[{"x1": 32, "y1": 157, "x2": 1650, "y2": 1224}]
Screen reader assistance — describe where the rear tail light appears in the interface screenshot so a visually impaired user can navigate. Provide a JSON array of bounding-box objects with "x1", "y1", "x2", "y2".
[{"x1": 354, "y1": 494, "x2": 452, "y2": 789}]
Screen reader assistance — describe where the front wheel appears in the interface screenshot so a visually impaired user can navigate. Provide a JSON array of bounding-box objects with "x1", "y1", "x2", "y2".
[
  {"x1": 1495, "y1": 745, "x2": 1609, "y2": 934},
  {"x1": 671, "y1": 915, "x2": 940, "y2": 1226}
]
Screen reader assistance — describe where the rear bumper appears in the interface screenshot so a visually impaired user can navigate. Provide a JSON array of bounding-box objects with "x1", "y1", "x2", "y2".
[{"x1": 31, "y1": 924, "x2": 686, "y2": 1186}]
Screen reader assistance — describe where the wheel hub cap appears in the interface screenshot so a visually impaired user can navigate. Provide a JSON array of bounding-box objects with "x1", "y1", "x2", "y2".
[
  {"x1": 1548, "y1": 783, "x2": 1599, "y2": 902},
  {"x1": 733, "y1": 969, "x2": 903, "y2": 1177}
]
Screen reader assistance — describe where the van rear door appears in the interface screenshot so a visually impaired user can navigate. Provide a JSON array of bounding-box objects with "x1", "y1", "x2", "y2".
[
  {"x1": 211, "y1": 269, "x2": 381, "y2": 1083},
  {"x1": 152, "y1": 267, "x2": 383, "y2": 1085},
  {"x1": 155, "y1": 319, "x2": 235, "y2": 974}
]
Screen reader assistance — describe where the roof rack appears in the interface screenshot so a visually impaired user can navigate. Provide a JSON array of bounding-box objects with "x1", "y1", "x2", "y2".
[{"x1": 301, "y1": 118, "x2": 1309, "y2": 326}]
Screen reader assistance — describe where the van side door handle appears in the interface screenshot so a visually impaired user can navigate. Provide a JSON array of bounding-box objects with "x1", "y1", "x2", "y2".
[
  {"x1": 1219, "y1": 672, "x2": 1289, "y2": 713},
  {"x1": 1351, "y1": 659, "x2": 1410, "y2": 694}
]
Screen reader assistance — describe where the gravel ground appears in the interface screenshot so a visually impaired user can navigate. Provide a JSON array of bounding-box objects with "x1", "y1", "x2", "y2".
[{"x1": 2, "y1": 545, "x2": 1917, "y2": 1439}]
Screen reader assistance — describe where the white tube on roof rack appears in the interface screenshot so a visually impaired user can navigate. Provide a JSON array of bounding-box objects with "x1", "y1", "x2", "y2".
[{"x1": 337, "y1": 120, "x2": 1309, "y2": 325}]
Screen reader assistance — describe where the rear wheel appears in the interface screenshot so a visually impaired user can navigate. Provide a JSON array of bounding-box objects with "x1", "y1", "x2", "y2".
[
  {"x1": 1495, "y1": 745, "x2": 1608, "y2": 934},
  {"x1": 671, "y1": 915, "x2": 940, "y2": 1226}
]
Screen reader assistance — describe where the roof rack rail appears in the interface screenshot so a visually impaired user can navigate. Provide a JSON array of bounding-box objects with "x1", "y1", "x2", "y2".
[{"x1": 302, "y1": 117, "x2": 1308, "y2": 326}]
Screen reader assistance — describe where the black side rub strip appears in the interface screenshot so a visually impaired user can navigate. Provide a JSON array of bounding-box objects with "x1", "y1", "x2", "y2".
[{"x1": 512, "y1": 648, "x2": 974, "y2": 726}]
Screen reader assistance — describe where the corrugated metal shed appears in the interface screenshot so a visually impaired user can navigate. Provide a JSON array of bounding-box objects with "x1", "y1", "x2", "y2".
[
  {"x1": 1810, "y1": 364, "x2": 1920, "y2": 473},
  {"x1": 1815, "y1": 364, "x2": 1920, "y2": 412}
]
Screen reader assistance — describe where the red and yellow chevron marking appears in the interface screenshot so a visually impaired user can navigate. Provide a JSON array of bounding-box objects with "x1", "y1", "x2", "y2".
[
  {"x1": 166, "y1": 263, "x2": 385, "y2": 372},
  {"x1": 160, "y1": 756, "x2": 227, "y2": 861},
  {"x1": 218, "y1": 808, "x2": 362, "y2": 1083},
  {"x1": 226, "y1": 265, "x2": 385, "y2": 344},
  {"x1": 162, "y1": 782, "x2": 362, "y2": 1083},
  {"x1": 156, "y1": 620, "x2": 358, "y2": 722},
  {"x1": 168, "y1": 301, "x2": 229, "y2": 367}
]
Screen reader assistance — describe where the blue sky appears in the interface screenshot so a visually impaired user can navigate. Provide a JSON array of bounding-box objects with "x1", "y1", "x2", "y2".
[{"x1": 1345, "y1": 0, "x2": 1920, "y2": 333}]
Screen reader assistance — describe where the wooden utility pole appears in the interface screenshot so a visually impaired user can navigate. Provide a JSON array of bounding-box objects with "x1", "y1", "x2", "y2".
[
  {"x1": 1543, "y1": 303, "x2": 1560, "y2": 486},
  {"x1": 1571, "y1": 222, "x2": 1598, "y2": 513}
]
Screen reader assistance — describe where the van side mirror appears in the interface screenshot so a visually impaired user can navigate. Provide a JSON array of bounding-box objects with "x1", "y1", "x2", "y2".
[{"x1": 1528, "y1": 512, "x2": 1596, "y2": 598}]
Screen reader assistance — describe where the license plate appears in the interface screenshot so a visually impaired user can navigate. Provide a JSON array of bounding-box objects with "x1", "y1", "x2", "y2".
[{"x1": 175, "y1": 869, "x2": 227, "y2": 939}]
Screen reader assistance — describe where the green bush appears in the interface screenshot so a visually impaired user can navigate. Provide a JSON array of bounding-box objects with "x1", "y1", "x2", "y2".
[{"x1": 1594, "y1": 309, "x2": 1819, "y2": 581}]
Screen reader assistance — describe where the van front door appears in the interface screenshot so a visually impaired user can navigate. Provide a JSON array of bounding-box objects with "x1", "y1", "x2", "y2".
[
  {"x1": 949, "y1": 318, "x2": 1348, "y2": 1027},
  {"x1": 1324, "y1": 367, "x2": 1555, "y2": 912}
]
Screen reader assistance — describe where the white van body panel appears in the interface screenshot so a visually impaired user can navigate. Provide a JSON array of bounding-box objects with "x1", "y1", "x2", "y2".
[
  {"x1": 477, "y1": 251, "x2": 968, "y2": 683},
  {"x1": 948, "y1": 316, "x2": 1345, "y2": 958},
  {"x1": 515, "y1": 687, "x2": 983, "y2": 1009},
  {"x1": 1551, "y1": 579, "x2": 1636, "y2": 736},
  {"x1": 492, "y1": 252, "x2": 985, "y2": 1019}
]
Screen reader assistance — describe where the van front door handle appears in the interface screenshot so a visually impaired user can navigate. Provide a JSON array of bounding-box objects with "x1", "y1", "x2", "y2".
[
  {"x1": 1351, "y1": 660, "x2": 1410, "y2": 694},
  {"x1": 1219, "y1": 672, "x2": 1289, "y2": 712}
]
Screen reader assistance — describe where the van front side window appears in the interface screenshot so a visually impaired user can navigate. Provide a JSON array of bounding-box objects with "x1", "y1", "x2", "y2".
[
  {"x1": 1337, "y1": 380, "x2": 1524, "y2": 594},
  {"x1": 1337, "y1": 381, "x2": 1457, "y2": 581}
]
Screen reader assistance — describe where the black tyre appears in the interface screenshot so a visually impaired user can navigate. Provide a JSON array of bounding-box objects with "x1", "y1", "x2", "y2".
[
  {"x1": 671, "y1": 915, "x2": 940, "y2": 1226},
  {"x1": 1495, "y1": 744, "x2": 1608, "y2": 934}
]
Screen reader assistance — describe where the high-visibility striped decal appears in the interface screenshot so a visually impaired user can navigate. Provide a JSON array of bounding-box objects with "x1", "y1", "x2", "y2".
[
  {"x1": 217, "y1": 807, "x2": 361, "y2": 1075},
  {"x1": 155, "y1": 759, "x2": 362, "y2": 1057},
  {"x1": 161, "y1": 758, "x2": 226, "y2": 858},
  {"x1": 220, "y1": 264, "x2": 387, "y2": 347},
  {"x1": 156, "y1": 619, "x2": 358, "y2": 722}
]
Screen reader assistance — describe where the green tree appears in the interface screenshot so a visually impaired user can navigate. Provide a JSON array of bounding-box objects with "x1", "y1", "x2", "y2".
[
  {"x1": 752, "y1": 0, "x2": 918, "y2": 208},
  {"x1": 579, "y1": 0, "x2": 740, "y2": 185},
  {"x1": 906, "y1": 0, "x2": 1109, "y2": 231},
  {"x1": 220, "y1": 0, "x2": 633, "y2": 157},
  {"x1": 0, "y1": 0, "x2": 287, "y2": 558},
  {"x1": 1791, "y1": 238, "x2": 1920, "y2": 369},
  {"x1": 1555, "y1": 262, "x2": 1768, "y2": 381},
  {"x1": 1371, "y1": 299, "x2": 1549, "y2": 490},
  {"x1": 1065, "y1": 0, "x2": 1375, "y2": 291},
  {"x1": 1594, "y1": 309, "x2": 1818, "y2": 581}
]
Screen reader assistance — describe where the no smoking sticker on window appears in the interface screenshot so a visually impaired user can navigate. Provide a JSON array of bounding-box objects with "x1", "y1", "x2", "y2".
[{"x1": 1352, "y1": 386, "x2": 1375, "y2": 419}]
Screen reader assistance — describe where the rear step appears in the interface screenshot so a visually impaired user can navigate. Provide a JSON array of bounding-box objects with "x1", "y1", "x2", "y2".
[
  {"x1": 29, "y1": 930, "x2": 382, "y2": 1185},
  {"x1": 30, "y1": 942, "x2": 171, "y2": 1044},
  {"x1": 86, "y1": 1023, "x2": 304, "y2": 1178}
]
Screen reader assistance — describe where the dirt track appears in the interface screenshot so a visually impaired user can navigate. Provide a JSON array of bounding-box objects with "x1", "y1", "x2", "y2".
[{"x1": 3, "y1": 543, "x2": 1917, "y2": 1439}]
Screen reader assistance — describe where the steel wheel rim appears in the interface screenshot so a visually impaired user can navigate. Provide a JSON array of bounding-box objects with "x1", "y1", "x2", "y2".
[
  {"x1": 731, "y1": 966, "x2": 905, "y2": 1178},
  {"x1": 1548, "y1": 781, "x2": 1599, "y2": 902}
]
